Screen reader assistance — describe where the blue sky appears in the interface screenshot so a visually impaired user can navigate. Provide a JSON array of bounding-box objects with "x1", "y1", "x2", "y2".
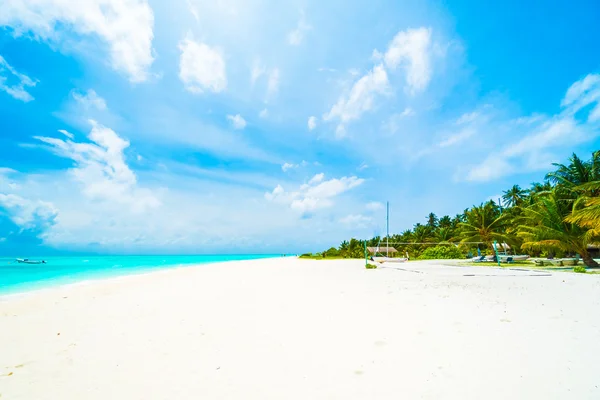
[{"x1": 0, "y1": 0, "x2": 599, "y2": 254}]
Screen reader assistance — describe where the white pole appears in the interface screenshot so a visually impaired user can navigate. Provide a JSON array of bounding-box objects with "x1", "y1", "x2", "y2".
[{"x1": 386, "y1": 201, "x2": 389, "y2": 257}]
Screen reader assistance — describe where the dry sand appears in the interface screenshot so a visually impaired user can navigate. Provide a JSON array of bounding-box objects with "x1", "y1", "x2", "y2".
[{"x1": 1, "y1": 258, "x2": 600, "y2": 399}]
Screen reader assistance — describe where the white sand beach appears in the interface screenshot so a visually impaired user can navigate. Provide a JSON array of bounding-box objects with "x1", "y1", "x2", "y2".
[{"x1": 2, "y1": 258, "x2": 600, "y2": 399}]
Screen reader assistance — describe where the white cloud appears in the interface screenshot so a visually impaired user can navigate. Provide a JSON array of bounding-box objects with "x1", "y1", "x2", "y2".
[
  {"x1": 561, "y1": 74, "x2": 600, "y2": 109},
  {"x1": 0, "y1": 193, "x2": 58, "y2": 231},
  {"x1": 323, "y1": 64, "x2": 389, "y2": 134},
  {"x1": 282, "y1": 161, "x2": 310, "y2": 172},
  {"x1": 0, "y1": 55, "x2": 37, "y2": 102},
  {"x1": 72, "y1": 89, "x2": 107, "y2": 110},
  {"x1": 308, "y1": 173, "x2": 325, "y2": 185},
  {"x1": 281, "y1": 162, "x2": 296, "y2": 172},
  {"x1": 358, "y1": 162, "x2": 369, "y2": 171},
  {"x1": 227, "y1": 114, "x2": 247, "y2": 130},
  {"x1": 265, "y1": 174, "x2": 364, "y2": 215},
  {"x1": 34, "y1": 121, "x2": 160, "y2": 212},
  {"x1": 0, "y1": 0, "x2": 155, "y2": 82},
  {"x1": 308, "y1": 116, "x2": 317, "y2": 130},
  {"x1": 340, "y1": 214, "x2": 372, "y2": 227},
  {"x1": 366, "y1": 201, "x2": 384, "y2": 211},
  {"x1": 178, "y1": 37, "x2": 227, "y2": 94},
  {"x1": 287, "y1": 11, "x2": 311, "y2": 46},
  {"x1": 259, "y1": 108, "x2": 268, "y2": 118},
  {"x1": 465, "y1": 111, "x2": 597, "y2": 182},
  {"x1": 561, "y1": 73, "x2": 600, "y2": 123},
  {"x1": 58, "y1": 129, "x2": 74, "y2": 139},
  {"x1": 383, "y1": 27, "x2": 432, "y2": 93},
  {"x1": 267, "y1": 68, "x2": 280, "y2": 98},
  {"x1": 465, "y1": 73, "x2": 600, "y2": 181}
]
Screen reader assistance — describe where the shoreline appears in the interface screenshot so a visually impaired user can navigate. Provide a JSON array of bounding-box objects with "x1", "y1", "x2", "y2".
[{"x1": 0, "y1": 255, "x2": 285, "y2": 299}]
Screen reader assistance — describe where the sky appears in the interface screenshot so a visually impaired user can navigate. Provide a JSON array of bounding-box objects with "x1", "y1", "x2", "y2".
[{"x1": 0, "y1": 0, "x2": 599, "y2": 255}]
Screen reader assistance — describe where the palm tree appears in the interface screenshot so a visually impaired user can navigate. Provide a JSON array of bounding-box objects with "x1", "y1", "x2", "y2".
[
  {"x1": 565, "y1": 181, "x2": 600, "y2": 239},
  {"x1": 438, "y1": 215, "x2": 452, "y2": 228},
  {"x1": 518, "y1": 190, "x2": 599, "y2": 268},
  {"x1": 546, "y1": 152, "x2": 598, "y2": 189},
  {"x1": 426, "y1": 213, "x2": 438, "y2": 229},
  {"x1": 459, "y1": 203, "x2": 513, "y2": 251},
  {"x1": 434, "y1": 227, "x2": 455, "y2": 243},
  {"x1": 502, "y1": 185, "x2": 526, "y2": 207},
  {"x1": 339, "y1": 240, "x2": 349, "y2": 257}
]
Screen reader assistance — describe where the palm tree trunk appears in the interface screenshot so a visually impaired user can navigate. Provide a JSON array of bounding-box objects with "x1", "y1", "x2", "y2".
[{"x1": 581, "y1": 251, "x2": 599, "y2": 268}]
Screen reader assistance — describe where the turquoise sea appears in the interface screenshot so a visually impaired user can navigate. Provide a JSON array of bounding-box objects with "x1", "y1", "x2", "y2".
[{"x1": 0, "y1": 255, "x2": 279, "y2": 295}]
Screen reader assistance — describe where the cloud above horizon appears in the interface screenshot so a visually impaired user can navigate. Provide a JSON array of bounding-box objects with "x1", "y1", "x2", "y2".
[{"x1": 0, "y1": 0, "x2": 155, "y2": 82}]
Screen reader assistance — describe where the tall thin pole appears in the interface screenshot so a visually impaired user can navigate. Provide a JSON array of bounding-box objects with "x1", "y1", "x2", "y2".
[{"x1": 386, "y1": 201, "x2": 389, "y2": 257}]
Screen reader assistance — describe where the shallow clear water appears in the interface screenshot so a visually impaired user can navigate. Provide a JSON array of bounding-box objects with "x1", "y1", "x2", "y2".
[{"x1": 0, "y1": 255, "x2": 279, "y2": 295}]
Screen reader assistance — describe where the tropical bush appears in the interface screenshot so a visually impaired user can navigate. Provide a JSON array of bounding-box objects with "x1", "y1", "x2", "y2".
[
  {"x1": 365, "y1": 263, "x2": 377, "y2": 269},
  {"x1": 574, "y1": 266, "x2": 587, "y2": 273},
  {"x1": 417, "y1": 245, "x2": 464, "y2": 260}
]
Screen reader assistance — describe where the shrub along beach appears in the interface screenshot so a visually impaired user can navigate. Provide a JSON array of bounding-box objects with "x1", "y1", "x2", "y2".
[{"x1": 312, "y1": 151, "x2": 600, "y2": 267}]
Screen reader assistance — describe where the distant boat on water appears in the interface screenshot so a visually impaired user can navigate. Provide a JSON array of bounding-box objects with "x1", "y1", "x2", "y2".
[{"x1": 16, "y1": 258, "x2": 46, "y2": 264}]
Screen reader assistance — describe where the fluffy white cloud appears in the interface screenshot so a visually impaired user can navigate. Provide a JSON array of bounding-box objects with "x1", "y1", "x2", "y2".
[
  {"x1": 72, "y1": 89, "x2": 107, "y2": 110},
  {"x1": 179, "y1": 38, "x2": 227, "y2": 93},
  {"x1": 0, "y1": 55, "x2": 37, "y2": 102},
  {"x1": 35, "y1": 121, "x2": 160, "y2": 212},
  {"x1": 308, "y1": 116, "x2": 317, "y2": 130},
  {"x1": 287, "y1": 11, "x2": 311, "y2": 45},
  {"x1": 0, "y1": 193, "x2": 58, "y2": 231},
  {"x1": 259, "y1": 108, "x2": 268, "y2": 118},
  {"x1": 0, "y1": 0, "x2": 155, "y2": 82},
  {"x1": 265, "y1": 173, "x2": 364, "y2": 214},
  {"x1": 323, "y1": 64, "x2": 389, "y2": 135},
  {"x1": 227, "y1": 114, "x2": 247, "y2": 130},
  {"x1": 383, "y1": 27, "x2": 432, "y2": 93}
]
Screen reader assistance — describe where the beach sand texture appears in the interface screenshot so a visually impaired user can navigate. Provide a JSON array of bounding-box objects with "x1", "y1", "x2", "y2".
[{"x1": 1, "y1": 258, "x2": 600, "y2": 399}]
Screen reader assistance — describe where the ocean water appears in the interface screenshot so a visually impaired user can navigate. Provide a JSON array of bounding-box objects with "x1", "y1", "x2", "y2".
[{"x1": 0, "y1": 254, "x2": 280, "y2": 295}]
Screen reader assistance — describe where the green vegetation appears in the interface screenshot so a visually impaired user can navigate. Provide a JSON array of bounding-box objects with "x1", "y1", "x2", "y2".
[
  {"x1": 315, "y1": 151, "x2": 600, "y2": 267},
  {"x1": 574, "y1": 266, "x2": 587, "y2": 273},
  {"x1": 418, "y1": 245, "x2": 464, "y2": 260},
  {"x1": 365, "y1": 263, "x2": 377, "y2": 269}
]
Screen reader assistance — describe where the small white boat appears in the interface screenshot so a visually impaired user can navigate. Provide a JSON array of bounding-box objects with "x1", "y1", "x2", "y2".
[
  {"x1": 499, "y1": 255, "x2": 530, "y2": 262},
  {"x1": 16, "y1": 258, "x2": 46, "y2": 264}
]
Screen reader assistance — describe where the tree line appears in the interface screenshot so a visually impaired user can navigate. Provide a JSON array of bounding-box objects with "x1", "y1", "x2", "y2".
[{"x1": 318, "y1": 151, "x2": 600, "y2": 267}]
